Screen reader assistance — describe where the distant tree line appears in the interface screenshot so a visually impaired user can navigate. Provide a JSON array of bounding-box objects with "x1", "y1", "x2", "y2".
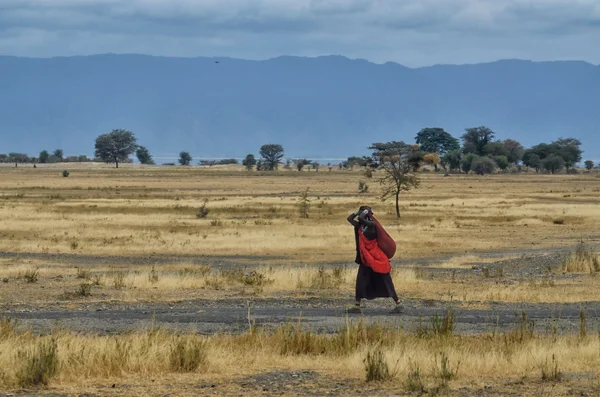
[
  {"x1": 0, "y1": 149, "x2": 95, "y2": 165},
  {"x1": 2, "y1": 126, "x2": 594, "y2": 174},
  {"x1": 337, "y1": 126, "x2": 590, "y2": 175}
]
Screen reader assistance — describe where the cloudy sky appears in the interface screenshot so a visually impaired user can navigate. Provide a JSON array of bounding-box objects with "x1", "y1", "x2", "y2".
[{"x1": 1, "y1": 0, "x2": 599, "y2": 66}]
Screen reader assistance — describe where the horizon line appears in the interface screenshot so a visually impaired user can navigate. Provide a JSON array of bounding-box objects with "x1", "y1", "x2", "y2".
[{"x1": 1, "y1": 53, "x2": 598, "y2": 69}]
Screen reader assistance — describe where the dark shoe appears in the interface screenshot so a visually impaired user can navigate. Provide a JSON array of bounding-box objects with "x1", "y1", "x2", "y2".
[
  {"x1": 389, "y1": 305, "x2": 403, "y2": 314},
  {"x1": 346, "y1": 306, "x2": 362, "y2": 314}
]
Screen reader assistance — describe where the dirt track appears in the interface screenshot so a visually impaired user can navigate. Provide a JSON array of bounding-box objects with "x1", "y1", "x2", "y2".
[{"x1": 5, "y1": 296, "x2": 600, "y2": 336}]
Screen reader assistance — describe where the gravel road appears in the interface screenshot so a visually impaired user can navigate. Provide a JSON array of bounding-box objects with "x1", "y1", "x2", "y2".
[{"x1": 5, "y1": 297, "x2": 600, "y2": 336}]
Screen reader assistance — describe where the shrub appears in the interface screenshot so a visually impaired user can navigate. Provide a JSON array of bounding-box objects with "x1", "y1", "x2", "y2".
[
  {"x1": 470, "y1": 156, "x2": 497, "y2": 175},
  {"x1": 148, "y1": 266, "x2": 159, "y2": 284},
  {"x1": 358, "y1": 181, "x2": 369, "y2": 194},
  {"x1": 76, "y1": 267, "x2": 90, "y2": 279},
  {"x1": 297, "y1": 188, "x2": 311, "y2": 218},
  {"x1": 196, "y1": 199, "x2": 210, "y2": 219},
  {"x1": 169, "y1": 335, "x2": 207, "y2": 372},
  {"x1": 77, "y1": 283, "x2": 92, "y2": 297},
  {"x1": 62, "y1": 170, "x2": 70, "y2": 177},
  {"x1": 23, "y1": 269, "x2": 39, "y2": 283},
  {"x1": 15, "y1": 338, "x2": 59, "y2": 387}
]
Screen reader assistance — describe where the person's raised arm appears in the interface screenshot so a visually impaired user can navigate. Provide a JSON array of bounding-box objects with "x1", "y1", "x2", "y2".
[{"x1": 347, "y1": 211, "x2": 360, "y2": 227}]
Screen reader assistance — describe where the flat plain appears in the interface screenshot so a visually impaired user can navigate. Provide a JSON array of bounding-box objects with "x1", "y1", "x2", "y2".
[{"x1": 2, "y1": 163, "x2": 600, "y2": 396}]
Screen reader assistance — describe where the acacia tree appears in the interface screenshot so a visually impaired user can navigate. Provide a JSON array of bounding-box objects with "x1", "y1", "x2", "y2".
[
  {"x1": 242, "y1": 154, "x2": 257, "y2": 170},
  {"x1": 53, "y1": 149, "x2": 64, "y2": 162},
  {"x1": 94, "y1": 129, "x2": 137, "y2": 168},
  {"x1": 462, "y1": 126, "x2": 495, "y2": 156},
  {"x1": 542, "y1": 154, "x2": 565, "y2": 174},
  {"x1": 136, "y1": 146, "x2": 154, "y2": 165},
  {"x1": 39, "y1": 150, "x2": 49, "y2": 164},
  {"x1": 503, "y1": 139, "x2": 525, "y2": 165},
  {"x1": 441, "y1": 149, "x2": 462, "y2": 173},
  {"x1": 259, "y1": 144, "x2": 284, "y2": 171},
  {"x1": 370, "y1": 141, "x2": 423, "y2": 218},
  {"x1": 553, "y1": 137, "x2": 582, "y2": 172},
  {"x1": 585, "y1": 160, "x2": 595, "y2": 171},
  {"x1": 178, "y1": 152, "x2": 192, "y2": 166},
  {"x1": 415, "y1": 128, "x2": 459, "y2": 171}
]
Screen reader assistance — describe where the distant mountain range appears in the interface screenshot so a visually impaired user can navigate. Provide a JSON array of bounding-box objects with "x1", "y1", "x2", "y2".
[{"x1": 1, "y1": 54, "x2": 599, "y2": 162}]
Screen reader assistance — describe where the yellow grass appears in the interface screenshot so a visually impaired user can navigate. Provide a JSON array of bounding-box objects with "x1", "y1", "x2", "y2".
[
  {"x1": 1, "y1": 167, "x2": 600, "y2": 262},
  {"x1": 1, "y1": 317, "x2": 599, "y2": 394}
]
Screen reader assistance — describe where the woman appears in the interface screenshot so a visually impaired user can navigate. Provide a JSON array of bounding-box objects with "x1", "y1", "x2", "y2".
[{"x1": 346, "y1": 206, "x2": 402, "y2": 314}]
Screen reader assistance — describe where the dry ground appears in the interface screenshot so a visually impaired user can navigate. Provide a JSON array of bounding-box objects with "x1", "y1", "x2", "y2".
[{"x1": 2, "y1": 163, "x2": 600, "y2": 395}]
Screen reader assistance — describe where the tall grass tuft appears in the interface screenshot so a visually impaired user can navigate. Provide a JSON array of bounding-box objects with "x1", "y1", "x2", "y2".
[
  {"x1": 15, "y1": 338, "x2": 59, "y2": 387},
  {"x1": 0, "y1": 317, "x2": 17, "y2": 340},
  {"x1": 562, "y1": 241, "x2": 600, "y2": 273},
  {"x1": 539, "y1": 354, "x2": 562, "y2": 382},
  {"x1": 364, "y1": 348, "x2": 390, "y2": 382},
  {"x1": 405, "y1": 361, "x2": 425, "y2": 392},
  {"x1": 169, "y1": 335, "x2": 208, "y2": 372}
]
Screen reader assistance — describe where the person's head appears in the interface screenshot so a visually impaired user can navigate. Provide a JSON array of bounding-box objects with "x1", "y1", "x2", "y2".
[{"x1": 359, "y1": 205, "x2": 373, "y2": 216}]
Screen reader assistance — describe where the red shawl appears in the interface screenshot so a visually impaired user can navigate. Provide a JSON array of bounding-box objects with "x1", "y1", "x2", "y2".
[
  {"x1": 372, "y1": 215, "x2": 397, "y2": 259},
  {"x1": 357, "y1": 216, "x2": 397, "y2": 274}
]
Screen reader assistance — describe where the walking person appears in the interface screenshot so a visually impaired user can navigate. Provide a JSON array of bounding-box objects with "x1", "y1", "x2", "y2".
[{"x1": 346, "y1": 206, "x2": 402, "y2": 314}]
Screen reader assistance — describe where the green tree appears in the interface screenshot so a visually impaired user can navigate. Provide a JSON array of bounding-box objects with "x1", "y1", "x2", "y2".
[
  {"x1": 585, "y1": 160, "x2": 595, "y2": 171},
  {"x1": 293, "y1": 159, "x2": 312, "y2": 171},
  {"x1": 460, "y1": 153, "x2": 477, "y2": 174},
  {"x1": 136, "y1": 146, "x2": 154, "y2": 165},
  {"x1": 9, "y1": 153, "x2": 30, "y2": 163},
  {"x1": 441, "y1": 149, "x2": 462, "y2": 173},
  {"x1": 471, "y1": 156, "x2": 497, "y2": 175},
  {"x1": 483, "y1": 141, "x2": 510, "y2": 157},
  {"x1": 94, "y1": 129, "x2": 138, "y2": 168},
  {"x1": 542, "y1": 154, "x2": 565, "y2": 174},
  {"x1": 53, "y1": 149, "x2": 64, "y2": 161},
  {"x1": 492, "y1": 155, "x2": 509, "y2": 171},
  {"x1": 503, "y1": 139, "x2": 525, "y2": 165},
  {"x1": 312, "y1": 161, "x2": 320, "y2": 172},
  {"x1": 369, "y1": 141, "x2": 423, "y2": 218},
  {"x1": 178, "y1": 152, "x2": 192, "y2": 166},
  {"x1": 242, "y1": 154, "x2": 257, "y2": 170},
  {"x1": 462, "y1": 126, "x2": 495, "y2": 156},
  {"x1": 522, "y1": 150, "x2": 542, "y2": 172},
  {"x1": 552, "y1": 138, "x2": 583, "y2": 172},
  {"x1": 259, "y1": 144, "x2": 284, "y2": 171},
  {"x1": 415, "y1": 128, "x2": 459, "y2": 155},
  {"x1": 39, "y1": 150, "x2": 49, "y2": 164}
]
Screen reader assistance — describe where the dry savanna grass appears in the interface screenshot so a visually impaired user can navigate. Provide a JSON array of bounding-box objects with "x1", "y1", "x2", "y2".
[
  {"x1": 1, "y1": 166, "x2": 600, "y2": 262},
  {"x1": 1, "y1": 314, "x2": 600, "y2": 394},
  {"x1": 4, "y1": 164, "x2": 600, "y2": 395},
  {"x1": 4, "y1": 252, "x2": 600, "y2": 305}
]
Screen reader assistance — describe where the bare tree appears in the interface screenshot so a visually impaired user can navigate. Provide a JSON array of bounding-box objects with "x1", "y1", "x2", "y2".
[{"x1": 369, "y1": 141, "x2": 424, "y2": 218}]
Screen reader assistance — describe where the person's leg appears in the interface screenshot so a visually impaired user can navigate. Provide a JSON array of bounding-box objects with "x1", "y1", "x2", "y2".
[
  {"x1": 385, "y1": 273, "x2": 403, "y2": 314},
  {"x1": 347, "y1": 266, "x2": 366, "y2": 314}
]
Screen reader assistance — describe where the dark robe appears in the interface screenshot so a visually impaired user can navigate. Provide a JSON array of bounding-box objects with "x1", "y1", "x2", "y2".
[{"x1": 348, "y1": 212, "x2": 399, "y2": 302}]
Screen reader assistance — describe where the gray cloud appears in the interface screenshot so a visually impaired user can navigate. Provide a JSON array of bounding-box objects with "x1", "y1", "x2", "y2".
[{"x1": 0, "y1": 0, "x2": 599, "y2": 66}]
